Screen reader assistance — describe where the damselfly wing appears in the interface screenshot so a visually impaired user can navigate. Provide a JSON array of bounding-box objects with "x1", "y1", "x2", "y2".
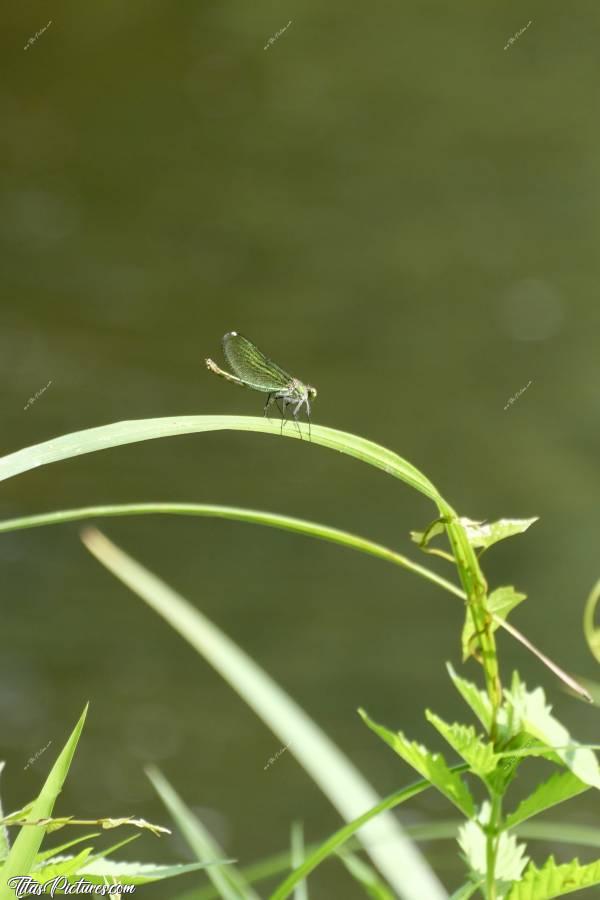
[{"x1": 205, "y1": 331, "x2": 317, "y2": 438}]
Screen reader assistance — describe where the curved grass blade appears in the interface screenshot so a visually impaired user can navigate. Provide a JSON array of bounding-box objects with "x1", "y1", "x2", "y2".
[
  {"x1": 0, "y1": 502, "x2": 589, "y2": 701},
  {"x1": 0, "y1": 416, "x2": 440, "y2": 502},
  {"x1": 80, "y1": 528, "x2": 448, "y2": 900},
  {"x1": 0, "y1": 503, "x2": 464, "y2": 599},
  {"x1": 0, "y1": 413, "x2": 499, "y2": 701}
]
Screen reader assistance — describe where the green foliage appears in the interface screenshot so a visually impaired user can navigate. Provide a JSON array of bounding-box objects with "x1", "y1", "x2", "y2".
[
  {"x1": 412, "y1": 517, "x2": 538, "y2": 555},
  {"x1": 0, "y1": 413, "x2": 598, "y2": 899},
  {"x1": 506, "y1": 856, "x2": 600, "y2": 900},
  {"x1": 362, "y1": 666, "x2": 600, "y2": 900},
  {"x1": 504, "y1": 772, "x2": 589, "y2": 829},
  {"x1": 455, "y1": 518, "x2": 539, "y2": 553},
  {"x1": 502, "y1": 675, "x2": 600, "y2": 789},
  {"x1": 447, "y1": 664, "x2": 494, "y2": 732},
  {"x1": 359, "y1": 710, "x2": 475, "y2": 816},
  {"x1": 425, "y1": 713, "x2": 500, "y2": 779},
  {"x1": 0, "y1": 711, "x2": 226, "y2": 898},
  {"x1": 462, "y1": 587, "x2": 527, "y2": 662},
  {"x1": 458, "y1": 804, "x2": 529, "y2": 891}
]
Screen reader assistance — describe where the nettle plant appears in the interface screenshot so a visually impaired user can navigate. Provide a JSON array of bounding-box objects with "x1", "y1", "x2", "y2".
[{"x1": 0, "y1": 414, "x2": 599, "y2": 900}]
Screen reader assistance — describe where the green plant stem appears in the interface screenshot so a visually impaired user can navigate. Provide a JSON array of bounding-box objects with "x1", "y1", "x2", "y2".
[
  {"x1": 438, "y1": 502, "x2": 502, "y2": 728},
  {"x1": 485, "y1": 793, "x2": 503, "y2": 900}
]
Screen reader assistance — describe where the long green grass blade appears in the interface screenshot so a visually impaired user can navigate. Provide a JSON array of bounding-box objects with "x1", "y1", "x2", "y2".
[
  {"x1": 146, "y1": 767, "x2": 253, "y2": 900},
  {"x1": 0, "y1": 416, "x2": 440, "y2": 501},
  {"x1": 268, "y1": 772, "x2": 467, "y2": 900},
  {"x1": 0, "y1": 502, "x2": 464, "y2": 600},
  {"x1": 173, "y1": 818, "x2": 600, "y2": 900},
  {"x1": 0, "y1": 706, "x2": 87, "y2": 899},
  {"x1": 0, "y1": 502, "x2": 587, "y2": 700},
  {"x1": 80, "y1": 528, "x2": 448, "y2": 900},
  {"x1": 0, "y1": 415, "x2": 507, "y2": 711}
]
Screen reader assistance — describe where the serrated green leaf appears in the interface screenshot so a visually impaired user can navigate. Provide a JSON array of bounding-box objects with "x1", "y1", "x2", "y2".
[
  {"x1": 506, "y1": 855, "x2": 600, "y2": 900},
  {"x1": 75, "y1": 858, "x2": 227, "y2": 885},
  {"x1": 360, "y1": 710, "x2": 475, "y2": 816},
  {"x1": 410, "y1": 517, "x2": 538, "y2": 555},
  {"x1": 462, "y1": 587, "x2": 527, "y2": 662},
  {"x1": 425, "y1": 711, "x2": 500, "y2": 778},
  {"x1": 446, "y1": 664, "x2": 493, "y2": 732},
  {"x1": 458, "y1": 806, "x2": 529, "y2": 896},
  {"x1": 504, "y1": 771, "x2": 589, "y2": 829},
  {"x1": 488, "y1": 734, "x2": 541, "y2": 793},
  {"x1": 32, "y1": 847, "x2": 93, "y2": 880},
  {"x1": 457, "y1": 517, "x2": 538, "y2": 551},
  {"x1": 505, "y1": 680, "x2": 600, "y2": 789}
]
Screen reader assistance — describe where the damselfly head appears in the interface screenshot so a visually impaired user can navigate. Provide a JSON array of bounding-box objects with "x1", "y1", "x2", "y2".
[{"x1": 307, "y1": 384, "x2": 317, "y2": 400}]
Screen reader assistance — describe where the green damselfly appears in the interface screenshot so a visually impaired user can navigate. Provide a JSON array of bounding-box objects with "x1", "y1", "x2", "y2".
[{"x1": 206, "y1": 332, "x2": 317, "y2": 438}]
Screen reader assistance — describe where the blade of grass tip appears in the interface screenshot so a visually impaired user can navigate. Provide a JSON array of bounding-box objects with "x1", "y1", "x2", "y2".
[
  {"x1": 290, "y1": 823, "x2": 308, "y2": 900},
  {"x1": 81, "y1": 528, "x2": 447, "y2": 900},
  {"x1": 0, "y1": 416, "x2": 440, "y2": 503},
  {"x1": 0, "y1": 706, "x2": 88, "y2": 900},
  {"x1": 146, "y1": 766, "x2": 255, "y2": 900}
]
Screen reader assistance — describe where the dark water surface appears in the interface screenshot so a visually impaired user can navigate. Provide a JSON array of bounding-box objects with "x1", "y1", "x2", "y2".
[{"x1": 2, "y1": 1, "x2": 600, "y2": 896}]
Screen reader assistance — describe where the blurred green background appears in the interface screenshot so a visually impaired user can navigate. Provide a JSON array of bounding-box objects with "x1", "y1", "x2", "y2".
[{"x1": 2, "y1": 1, "x2": 600, "y2": 895}]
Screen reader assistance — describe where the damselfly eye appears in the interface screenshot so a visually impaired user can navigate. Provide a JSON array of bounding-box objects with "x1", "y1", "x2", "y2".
[{"x1": 308, "y1": 385, "x2": 317, "y2": 399}]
